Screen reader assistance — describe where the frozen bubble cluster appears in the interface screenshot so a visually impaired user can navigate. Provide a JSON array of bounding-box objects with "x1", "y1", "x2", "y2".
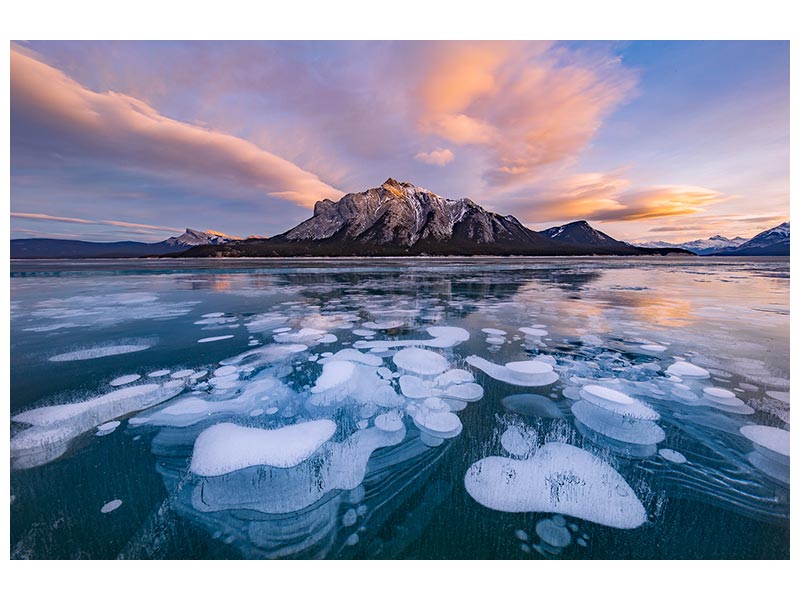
[
  {"x1": 465, "y1": 440, "x2": 647, "y2": 529},
  {"x1": 466, "y1": 356, "x2": 558, "y2": 387}
]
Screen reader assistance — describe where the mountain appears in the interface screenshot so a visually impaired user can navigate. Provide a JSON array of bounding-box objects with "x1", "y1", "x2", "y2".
[
  {"x1": 538, "y1": 220, "x2": 633, "y2": 251},
  {"x1": 10, "y1": 228, "x2": 239, "y2": 259},
  {"x1": 715, "y1": 222, "x2": 789, "y2": 256},
  {"x1": 183, "y1": 179, "x2": 691, "y2": 257},
  {"x1": 638, "y1": 234, "x2": 749, "y2": 255}
]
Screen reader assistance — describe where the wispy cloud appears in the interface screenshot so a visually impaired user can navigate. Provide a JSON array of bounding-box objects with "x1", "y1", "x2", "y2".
[
  {"x1": 11, "y1": 212, "x2": 184, "y2": 233},
  {"x1": 10, "y1": 47, "x2": 344, "y2": 209}
]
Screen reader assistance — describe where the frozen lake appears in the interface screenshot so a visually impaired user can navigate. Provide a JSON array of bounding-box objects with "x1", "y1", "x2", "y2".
[{"x1": 9, "y1": 257, "x2": 790, "y2": 559}]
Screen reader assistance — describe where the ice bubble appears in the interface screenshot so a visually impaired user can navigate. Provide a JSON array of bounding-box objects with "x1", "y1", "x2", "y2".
[
  {"x1": 352, "y1": 329, "x2": 376, "y2": 337},
  {"x1": 666, "y1": 361, "x2": 710, "y2": 378},
  {"x1": 482, "y1": 328, "x2": 507, "y2": 336},
  {"x1": 319, "y1": 349, "x2": 382, "y2": 367},
  {"x1": 519, "y1": 328, "x2": 547, "y2": 337},
  {"x1": 197, "y1": 335, "x2": 234, "y2": 343},
  {"x1": 413, "y1": 409, "x2": 462, "y2": 439},
  {"x1": 265, "y1": 407, "x2": 279, "y2": 415},
  {"x1": 747, "y1": 450, "x2": 790, "y2": 485},
  {"x1": 202, "y1": 312, "x2": 225, "y2": 318},
  {"x1": 171, "y1": 370, "x2": 195, "y2": 379},
  {"x1": 464, "y1": 442, "x2": 647, "y2": 529},
  {"x1": 249, "y1": 409, "x2": 264, "y2": 417},
  {"x1": 441, "y1": 383, "x2": 484, "y2": 402},
  {"x1": 703, "y1": 387, "x2": 735, "y2": 400},
  {"x1": 273, "y1": 327, "x2": 291, "y2": 333},
  {"x1": 147, "y1": 369, "x2": 170, "y2": 378},
  {"x1": 658, "y1": 449, "x2": 687, "y2": 464},
  {"x1": 435, "y1": 369, "x2": 474, "y2": 386},
  {"x1": 466, "y1": 356, "x2": 558, "y2": 387},
  {"x1": 311, "y1": 361, "x2": 357, "y2": 394},
  {"x1": 377, "y1": 367, "x2": 393, "y2": 379},
  {"x1": 374, "y1": 411, "x2": 404, "y2": 433},
  {"x1": 393, "y1": 348, "x2": 449, "y2": 376},
  {"x1": 515, "y1": 529, "x2": 529, "y2": 542},
  {"x1": 577, "y1": 538, "x2": 587, "y2": 547},
  {"x1": 318, "y1": 334, "x2": 338, "y2": 344},
  {"x1": 399, "y1": 375, "x2": 436, "y2": 399},
  {"x1": 766, "y1": 390, "x2": 790, "y2": 403},
  {"x1": 501, "y1": 394, "x2": 562, "y2": 419},
  {"x1": 571, "y1": 401, "x2": 665, "y2": 445},
  {"x1": 419, "y1": 431, "x2": 444, "y2": 447},
  {"x1": 275, "y1": 328, "x2": 326, "y2": 344},
  {"x1": 110, "y1": 374, "x2": 141, "y2": 387},
  {"x1": 50, "y1": 344, "x2": 151, "y2": 362},
  {"x1": 363, "y1": 320, "x2": 404, "y2": 330},
  {"x1": 354, "y1": 326, "x2": 469, "y2": 350},
  {"x1": 740, "y1": 425, "x2": 789, "y2": 462},
  {"x1": 95, "y1": 420, "x2": 121, "y2": 436},
  {"x1": 535, "y1": 518, "x2": 572, "y2": 548},
  {"x1": 101, "y1": 499, "x2": 123, "y2": 514},
  {"x1": 190, "y1": 420, "x2": 337, "y2": 476},
  {"x1": 213, "y1": 366, "x2": 237, "y2": 377},
  {"x1": 345, "y1": 533, "x2": 359, "y2": 546},
  {"x1": 486, "y1": 336, "x2": 506, "y2": 345},
  {"x1": 500, "y1": 426, "x2": 536, "y2": 457},
  {"x1": 342, "y1": 508, "x2": 358, "y2": 527},
  {"x1": 579, "y1": 385, "x2": 659, "y2": 421},
  {"x1": 640, "y1": 344, "x2": 667, "y2": 352}
]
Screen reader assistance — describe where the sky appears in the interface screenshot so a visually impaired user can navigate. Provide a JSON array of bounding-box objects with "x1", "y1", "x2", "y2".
[{"x1": 9, "y1": 40, "x2": 789, "y2": 243}]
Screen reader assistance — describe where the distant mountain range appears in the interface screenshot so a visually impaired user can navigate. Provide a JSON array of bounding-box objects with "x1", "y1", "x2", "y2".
[
  {"x1": 181, "y1": 179, "x2": 687, "y2": 257},
  {"x1": 10, "y1": 179, "x2": 788, "y2": 258},
  {"x1": 10, "y1": 228, "x2": 240, "y2": 259},
  {"x1": 638, "y1": 222, "x2": 789, "y2": 256}
]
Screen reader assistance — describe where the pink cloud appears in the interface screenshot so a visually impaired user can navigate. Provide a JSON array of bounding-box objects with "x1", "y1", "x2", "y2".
[
  {"x1": 414, "y1": 148, "x2": 455, "y2": 166},
  {"x1": 11, "y1": 212, "x2": 184, "y2": 233},
  {"x1": 10, "y1": 48, "x2": 344, "y2": 208}
]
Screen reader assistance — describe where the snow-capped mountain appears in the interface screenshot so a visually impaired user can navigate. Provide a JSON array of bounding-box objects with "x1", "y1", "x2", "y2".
[
  {"x1": 638, "y1": 235, "x2": 748, "y2": 255},
  {"x1": 715, "y1": 222, "x2": 789, "y2": 256},
  {"x1": 538, "y1": 220, "x2": 632, "y2": 250},
  {"x1": 276, "y1": 178, "x2": 547, "y2": 250},
  {"x1": 164, "y1": 228, "x2": 241, "y2": 247}
]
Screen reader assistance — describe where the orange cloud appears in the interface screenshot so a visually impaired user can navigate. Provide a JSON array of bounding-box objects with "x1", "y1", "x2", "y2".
[
  {"x1": 514, "y1": 173, "x2": 727, "y2": 223},
  {"x1": 414, "y1": 148, "x2": 455, "y2": 166},
  {"x1": 415, "y1": 42, "x2": 636, "y2": 187},
  {"x1": 10, "y1": 48, "x2": 344, "y2": 208}
]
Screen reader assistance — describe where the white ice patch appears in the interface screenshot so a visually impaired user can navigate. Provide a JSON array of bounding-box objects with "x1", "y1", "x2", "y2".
[
  {"x1": 535, "y1": 518, "x2": 572, "y2": 548},
  {"x1": 319, "y1": 349, "x2": 382, "y2": 367},
  {"x1": 519, "y1": 327, "x2": 547, "y2": 337},
  {"x1": 197, "y1": 335, "x2": 234, "y2": 343},
  {"x1": 11, "y1": 383, "x2": 184, "y2": 469},
  {"x1": 148, "y1": 369, "x2": 170, "y2": 378},
  {"x1": 95, "y1": 420, "x2": 121, "y2": 436},
  {"x1": 190, "y1": 420, "x2": 337, "y2": 476},
  {"x1": 658, "y1": 449, "x2": 687, "y2": 464},
  {"x1": 393, "y1": 348, "x2": 449, "y2": 376},
  {"x1": 571, "y1": 401, "x2": 665, "y2": 445},
  {"x1": 110, "y1": 374, "x2": 141, "y2": 387},
  {"x1": 739, "y1": 425, "x2": 790, "y2": 460},
  {"x1": 579, "y1": 385, "x2": 659, "y2": 421},
  {"x1": 482, "y1": 328, "x2": 507, "y2": 336},
  {"x1": 640, "y1": 344, "x2": 667, "y2": 353},
  {"x1": 100, "y1": 499, "x2": 123, "y2": 514},
  {"x1": 353, "y1": 326, "x2": 469, "y2": 350},
  {"x1": 50, "y1": 344, "x2": 151, "y2": 362},
  {"x1": 374, "y1": 411, "x2": 405, "y2": 432},
  {"x1": 311, "y1": 361, "x2": 357, "y2": 394},
  {"x1": 500, "y1": 425, "x2": 536, "y2": 457},
  {"x1": 464, "y1": 442, "x2": 647, "y2": 529},
  {"x1": 466, "y1": 356, "x2": 558, "y2": 387},
  {"x1": 666, "y1": 361, "x2": 710, "y2": 378}
]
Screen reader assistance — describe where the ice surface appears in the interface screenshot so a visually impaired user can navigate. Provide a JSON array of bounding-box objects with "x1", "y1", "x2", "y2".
[
  {"x1": 100, "y1": 499, "x2": 123, "y2": 514},
  {"x1": 666, "y1": 361, "x2": 710, "y2": 378},
  {"x1": 50, "y1": 344, "x2": 151, "y2": 362},
  {"x1": 393, "y1": 348, "x2": 449, "y2": 375},
  {"x1": 466, "y1": 356, "x2": 559, "y2": 387},
  {"x1": 190, "y1": 420, "x2": 337, "y2": 476},
  {"x1": 197, "y1": 335, "x2": 234, "y2": 343},
  {"x1": 110, "y1": 374, "x2": 141, "y2": 387},
  {"x1": 464, "y1": 442, "x2": 647, "y2": 529}
]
